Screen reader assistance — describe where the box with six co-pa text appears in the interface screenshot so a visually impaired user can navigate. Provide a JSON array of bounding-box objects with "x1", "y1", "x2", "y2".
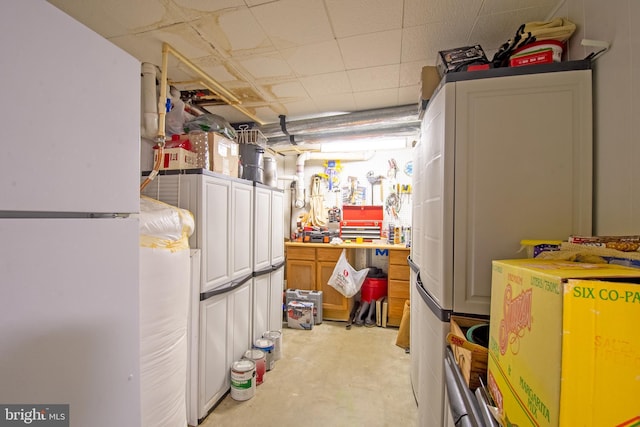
[{"x1": 487, "y1": 259, "x2": 640, "y2": 427}]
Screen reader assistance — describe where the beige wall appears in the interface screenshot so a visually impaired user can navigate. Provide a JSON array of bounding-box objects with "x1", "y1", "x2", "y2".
[{"x1": 560, "y1": 0, "x2": 640, "y2": 234}]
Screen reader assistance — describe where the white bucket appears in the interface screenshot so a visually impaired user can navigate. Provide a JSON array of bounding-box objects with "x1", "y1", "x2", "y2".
[
  {"x1": 253, "y1": 338, "x2": 275, "y2": 371},
  {"x1": 263, "y1": 330, "x2": 282, "y2": 361},
  {"x1": 230, "y1": 359, "x2": 255, "y2": 401}
]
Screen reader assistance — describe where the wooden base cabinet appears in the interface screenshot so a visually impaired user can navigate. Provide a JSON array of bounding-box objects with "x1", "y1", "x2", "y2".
[{"x1": 387, "y1": 249, "x2": 410, "y2": 327}]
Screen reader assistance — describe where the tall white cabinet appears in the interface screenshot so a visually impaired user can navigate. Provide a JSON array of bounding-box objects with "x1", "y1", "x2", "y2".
[
  {"x1": 410, "y1": 63, "x2": 593, "y2": 427},
  {"x1": 142, "y1": 171, "x2": 285, "y2": 424},
  {"x1": 141, "y1": 171, "x2": 254, "y2": 424},
  {"x1": 252, "y1": 183, "x2": 285, "y2": 341}
]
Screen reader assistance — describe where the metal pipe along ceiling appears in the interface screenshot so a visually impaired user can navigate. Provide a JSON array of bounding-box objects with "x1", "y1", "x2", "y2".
[{"x1": 257, "y1": 104, "x2": 421, "y2": 146}]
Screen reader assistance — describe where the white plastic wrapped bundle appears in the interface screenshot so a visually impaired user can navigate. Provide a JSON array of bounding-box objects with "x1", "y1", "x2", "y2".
[{"x1": 139, "y1": 196, "x2": 194, "y2": 427}]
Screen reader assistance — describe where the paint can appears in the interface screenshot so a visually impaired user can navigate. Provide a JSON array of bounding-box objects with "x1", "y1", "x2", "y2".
[
  {"x1": 230, "y1": 359, "x2": 256, "y2": 401},
  {"x1": 253, "y1": 338, "x2": 275, "y2": 371},
  {"x1": 243, "y1": 349, "x2": 266, "y2": 385},
  {"x1": 263, "y1": 330, "x2": 282, "y2": 361}
]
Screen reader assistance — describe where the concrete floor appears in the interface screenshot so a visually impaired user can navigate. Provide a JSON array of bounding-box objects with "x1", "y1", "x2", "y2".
[{"x1": 201, "y1": 321, "x2": 418, "y2": 427}]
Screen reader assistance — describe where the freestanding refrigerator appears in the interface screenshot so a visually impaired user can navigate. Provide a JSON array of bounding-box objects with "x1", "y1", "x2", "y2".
[
  {"x1": 0, "y1": 2, "x2": 141, "y2": 426},
  {"x1": 410, "y1": 62, "x2": 593, "y2": 427}
]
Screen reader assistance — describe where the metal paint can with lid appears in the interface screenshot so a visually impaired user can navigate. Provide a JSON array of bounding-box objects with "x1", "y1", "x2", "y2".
[
  {"x1": 230, "y1": 359, "x2": 256, "y2": 401},
  {"x1": 253, "y1": 338, "x2": 275, "y2": 371},
  {"x1": 243, "y1": 349, "x2": 266, "y2": 385},
  {"x1": 263, "y1": 330, "x2": 282, "y2": 361}
]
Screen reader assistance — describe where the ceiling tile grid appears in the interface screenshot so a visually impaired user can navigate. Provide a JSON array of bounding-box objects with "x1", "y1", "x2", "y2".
[{"x1": 48, "y1": 0, "x2": 567, "y2": 131}]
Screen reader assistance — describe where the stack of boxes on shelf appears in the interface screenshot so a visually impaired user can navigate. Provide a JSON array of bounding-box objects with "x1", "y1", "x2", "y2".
[{"x1": 153, "y1": 131, "x2": 240, "y2": 177}]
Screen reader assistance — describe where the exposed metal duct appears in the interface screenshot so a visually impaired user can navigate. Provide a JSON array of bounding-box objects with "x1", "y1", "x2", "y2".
[{"x1": 258, "y1": 104, "x2": 420, "y2": 147}]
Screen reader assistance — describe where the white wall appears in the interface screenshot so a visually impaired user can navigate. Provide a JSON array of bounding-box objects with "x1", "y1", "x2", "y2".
[{"x1": 561, "y1": 0, "x2": 640, "y2": 234}]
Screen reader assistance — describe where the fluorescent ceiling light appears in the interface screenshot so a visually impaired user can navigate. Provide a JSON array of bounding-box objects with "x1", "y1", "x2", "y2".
[{"x1": 320, "y1": 137, "x2": 409, "y2": 153}]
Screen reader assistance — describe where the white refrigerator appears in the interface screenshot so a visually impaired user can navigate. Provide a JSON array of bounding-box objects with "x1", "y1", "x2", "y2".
[
  {"x1": 410, "y1": 63, "x2": 593, "y2": 426},
  {"x1": 0, "y1": 2, "x2": 142, "y2": 426}
]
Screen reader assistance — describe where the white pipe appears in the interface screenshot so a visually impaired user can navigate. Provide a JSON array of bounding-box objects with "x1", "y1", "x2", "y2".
[
  {"x1": 294, "y1": 152, "x2": 309, "y2": 208},
  {"x1": 141, "y1": 62, "x2": 159, "y2": 140},
  {"x1": 277, "y1": 174, "x2": 298, "y2": 181},
  {"x1": 306, "y1": 151, "x2": 375, "y2": 161}
]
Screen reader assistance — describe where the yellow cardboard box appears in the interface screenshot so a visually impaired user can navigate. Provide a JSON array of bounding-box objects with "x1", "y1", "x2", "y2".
[
  {"x1": 487, "y1": 259, "x2": 640, "y2": 427},
  {"x1": 207, "y1": 132, "x2": 239, "y2": 177}
]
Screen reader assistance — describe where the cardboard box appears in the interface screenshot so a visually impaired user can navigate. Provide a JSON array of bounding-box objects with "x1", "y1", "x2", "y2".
[
  {"x1": 153, "y1": 147, "x2": 197, "y2": 170},
  {"x1": 420, "y1": 66, "x2": 440, "y2": 101},
  {"x1": 447, "y1": 316, "x2": 489, "y2": 390},
  {"x1": 286, "y1": 301, "x2": 314, "y2": 330},
  {"x1": 436, "y1": 45, "x2": 487, "y2": 77},
  {"x1": 487, "y1": 259, "x2": 640, "y2": 427},
  {"x1": 207, "y1": 132, "x2": 239, "y2": 177}
]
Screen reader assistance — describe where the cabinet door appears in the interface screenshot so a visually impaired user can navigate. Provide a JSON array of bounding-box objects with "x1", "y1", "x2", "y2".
[
  {"x1": 198, "y1": 293, "x2": 229, "y2": 417},
  {"x1": 253, "y1": 186, "x2": 272, "y2": 272},
  {"x1": 252, "y1": 274, "x2": 270, "y2": 341},
  {"x1": 453, "y1": 70, "x2": 592, "y2": 315},
  {"x1": 286, "y1": 259, "x2": 315, "y2": 290},
  {"x1": 231, "y1": 181, "x2": 253, "y2": 280},
  {"x1": 230, "y1": 281, "x2": 252, "y2": 363},
  {"x1": 317, "y1": 259, "x2": 351, "y2": 320},
  {"x1": 418, "y1": 82, "x2": 455, "y2": 312},
  {"x1": 316, "y1": 248, "x2": 354, "y2": 321},
  {"x1": 203, "y1": 177, "x2": 231, "y2": 291},
  {"x1": 271, "y1": 190, "x2": 285, "y2": 265},
  {"x1": 269, "y1": 267, "x2": 284, "y2": 331}
]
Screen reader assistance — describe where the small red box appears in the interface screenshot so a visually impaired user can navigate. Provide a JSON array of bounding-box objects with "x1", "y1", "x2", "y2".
[{"x1": 509, "y1": 49, "x2": 554, "y2": 67}]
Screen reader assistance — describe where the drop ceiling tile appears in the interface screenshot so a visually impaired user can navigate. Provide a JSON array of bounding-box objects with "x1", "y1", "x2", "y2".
[
  {"x1": 325, "y1": 0, "x2": 403, "y2": 38},
  {"x1": 299, "y1": 71, "x2": 352, "y2": 97},
  {"x1": 353, "y1": 88, "x2": 399, "y2": 110},
  {"x1": 281, "y1": 99, "x2": 320, "y2": 121},
  {"x1": 108, "y1": 23, "x2": 216, "y2": 66},
  {"x1": 250, "y1": 0, "x2": 334, "y2": 49},
  {"x1": 172, "y1": 0, "x2": 245, "y2": 13},
  {"x1": 281, "y1": 40, "x2": 345, "y2": 76},
  {"x1": 399, "y1": 61, "x2": 431, "y2": 87},
  {"x1": 470, "y1": 8, "x2": 552, "y2": 51},
  {"x1": 398, "y1": 85, "x2": 421, "y2": 105},
  {"x1": 479, "y1": 0, "x2": 558, "y2": 16},
  {"x1": 268, "y1": 81, "x2": 309, "y2": 99},
  {"x1": 192, "y1": 8, "x2": 275, "y2": 57},
  {"x1": 236, "y1": 52, "x2": 295, "y2": 79},
  {"x1": 347, "y1": 65, "x2": 400, "y2": 92},
  {"x1": 338, "y1": 30, "x2": 402, "y2": 69},
  {"x1": 402, "y1": 24, "x2": 471, "y2": 64},
  {"x1": 403, "y1": 0, "x2": 482, "y2": 27},
  {"x1": 50, "y1": 0, "x2": 179, "y2": 39},
  {"x1": 313, "y1": 94, "x2": 357, "y2": 113},
  {"x1": 192, "y1": 56, "x2": 241, "y2": 83}
]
